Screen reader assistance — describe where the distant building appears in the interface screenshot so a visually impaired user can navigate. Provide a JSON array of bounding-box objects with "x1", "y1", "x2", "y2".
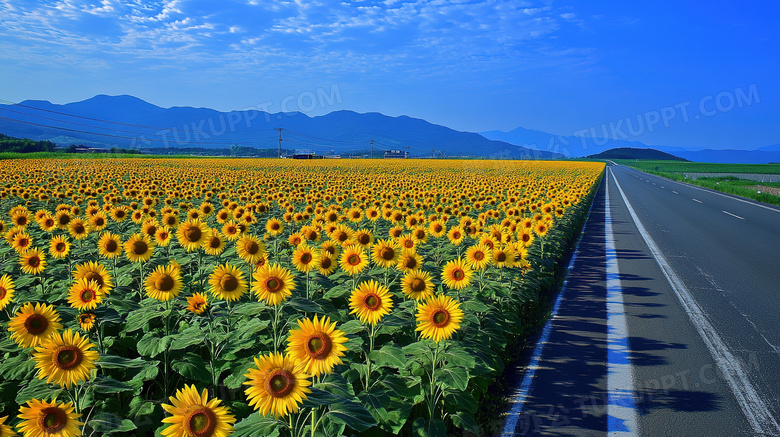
[
  {"x1": 384, "y1": 149, "x2": 408, "y2": 159},
  {"x1": 291, "y1": 153, "x2": 324, "y2": 159}
]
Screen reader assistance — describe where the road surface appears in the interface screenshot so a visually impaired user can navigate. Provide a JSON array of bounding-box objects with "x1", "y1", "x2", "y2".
[{"x1": 502, "y1": 163, "x2": 780, "y2": 436}]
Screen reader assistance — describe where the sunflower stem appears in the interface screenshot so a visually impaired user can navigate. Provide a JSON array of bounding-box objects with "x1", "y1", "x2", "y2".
[
  {"x1": 138, "y1": 261, "x2": 145, "y2": 300},
  {"x1": 428, "y1": 342, "x2": 441, "y2": 421}
]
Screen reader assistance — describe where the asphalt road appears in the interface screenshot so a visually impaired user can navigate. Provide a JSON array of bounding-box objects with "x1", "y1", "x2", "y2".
[{"x1": 504, "y1": 164, "x2": 780, "y2": 436}]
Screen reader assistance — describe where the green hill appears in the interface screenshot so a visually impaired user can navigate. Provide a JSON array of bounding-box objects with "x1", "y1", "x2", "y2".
[{"x1": 588, "y1": 147, "x2": 688, "y2": 161}]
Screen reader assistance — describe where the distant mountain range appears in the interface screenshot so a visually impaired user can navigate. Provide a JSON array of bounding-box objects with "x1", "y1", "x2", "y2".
[
  {"x1": 587, "y1": 147, "x2": 687, "y2": 161},
  {"x1": 0, "y1": 95, "x2": 561, "y2": 159},
  {"x1": 481, "y1": 127, "x2": 780, "y2": 164}
]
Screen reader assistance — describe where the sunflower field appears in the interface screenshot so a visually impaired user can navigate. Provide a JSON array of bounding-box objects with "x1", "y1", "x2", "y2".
[{"x1": 0, "y1": 158, "x2": 603, "y2": 437}]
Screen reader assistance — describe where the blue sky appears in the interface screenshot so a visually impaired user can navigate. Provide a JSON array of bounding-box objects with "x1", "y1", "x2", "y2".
[{"x1": 0, "y1": 0, "x2": 778, "y2": 149}]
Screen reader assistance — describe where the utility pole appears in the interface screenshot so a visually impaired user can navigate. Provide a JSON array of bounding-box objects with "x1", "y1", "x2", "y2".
[
  {"x1": 274, "y1": 128, "x2": 283, "y2": 158},
  {"x1": 370, "y1": 139, "x2": 374, "y2": 159}
]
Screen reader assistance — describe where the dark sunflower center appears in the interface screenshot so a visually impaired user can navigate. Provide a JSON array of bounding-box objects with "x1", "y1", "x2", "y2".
[
  {"x1": 410, "y1": 278, "x2": 427, "y2": 292},
  {"x1": 408, "y1": 218, "x2": 417, "y2": 226},
  {"x1": 184, "y1": 226, "x2": 202, "y2": 242},
  {"x1": 24, "y1": 314, "x2": 48, "y2": 335},
  {"x1": 265, "y1": 277, "x2": 282, "y2": 292},
  {"x1": 432, "y1": 309, "x2": 449, "y2": 327},
  {"x1": 434, "y1": 224, "x2": 443, "y2": 232},
  {"x1": 245, "y1": 241, "x2": 260, "y2": 255},
  {"x1": 292, "y1": 237, "x2": 301, "y2": 245},
  {"x1": 271, "y1": 222, "x2": 280, "y2": 230},
  {"x1": 185, "y1": 407, "x2": 217, "y2": 437},
  {"x1": 132, "y1": 240, "x2": 148, "y2": 255},
  {"x1": 220, "y1": 274, "x2": 239, "y2": 292},
  {"x1": 306, "y1": 333, "x2": 333, "y2": 359},
  {"x1": 522, "y1": 234, "x2": 530, "y2": 242},
  {"x1": 145, "y1": 225, "x2": 157, "y2": 236},
  {"x1": 347, "y1": 254, "x2": 360, "y2": 265},
  {"x1": 28, "y1": 256, "x2": 41, "y2": 268},
  {"x1": 364, "y1": 293, "x2": 380, "y2": 310},
  {"x1": 320, "y1": 257, "x2": 332, "y2": 269},
  {"x1": 336, "y1": 232, "x2": 348, "y2": 242},
  {"x1": 414, "y1": 231, "x2": 425, "y2": 239},
  {"x1": 226, "y1": 226, "x2": 237, "y2": 235},
  {"x1": 405, "y1": 257, "x2": 418, "y2": 269},
  {"x1": 452, "y1": 269, "x2": 464, "y2": 280},
  {"x1": 165, "y1": 216, "x2": 175, "y2": 225},
  {"x1": 300, "y1": 253, "x2": 313, "y2": 264},
  {"x1": 358, "y1": 234, "x2": 370, "y2": 245},
  {"x1": 39, "y1": 407, "x2": 67, "y2": 433},
  {"x1": 55, "y1": 345, "x2": 83, "y2": 370},
  {"x1": 379, "y1": 246, "x2": 395, "y2": 261},
  {"x1": 18, "y1": 238, "x2": 29, "y2": 247},
  {"x1": 266, "y1": 369, "x2": 295, "y2": 398},
  {"x1": 495, "y1": 252, "x2": 507, "y2": 262},
  {"x1": 208, "y1": 237, "x2": 221, "y2": 249},
  {"x1": 324, "y1": 246, "x2": 335, "y2": 255},
  {"x1": 45, "y1": 218, "x2": 55, "y2": 227},
  {"x1": 0, "y1": 287, "x2": 5, "y2": 299},
  {"x1": 95, "y1": 218, "x2": 105, "y2": 226},
  {"x1": 155, "y1": 274, "x2": 175, "y2": 292},
  {"x1": 403, "y1": 240, "x2": 414, "y2": 248},
  {"x1": 74, "y1": 224, "x2": 85, "y2": 234},
  {"x1": 115, "y1": 210, "x2": 126, "y2": 218},
  {"x1": 17, "y1": 216, "x2": 27, "y2": 226},
  {"x1": 473, "y1": 251, "x2": 484, "y2": 261},
  {"x1": 84, "y1": 271, "x2": 104, "y2": 287},
  {"x1": 58, "y1": 216, "x2": 70, "y2": 225},
  {"x1": 80, "y1": 288, "x2": 95, "y2": 302}
]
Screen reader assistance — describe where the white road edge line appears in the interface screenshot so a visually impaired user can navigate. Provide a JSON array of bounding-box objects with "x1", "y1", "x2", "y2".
[
  {"x1": 611, "y1": 168, "x2": 780, "y2": 435},
  {"x1": 501, "y1": 177, "x2": 599, "y2": 436},
  {"x1": 722, "y1": 210, "x2": 745, "y2": 220},
  {"x1": 606, "y1": 169, "x2": 639, "y2": 436},
  {"x1": 672, "y1": 191, "x2": 679, "y2": 194},
  {"x1": 692, "y1": 198, "x2": 703, "y2": 203}
]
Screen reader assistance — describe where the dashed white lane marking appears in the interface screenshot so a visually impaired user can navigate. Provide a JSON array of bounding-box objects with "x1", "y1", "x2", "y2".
[
  {"x1": 672, "y1": 191, "x2": 679, "y2": 194},
  {"x1": 612, "y1": 170, "x2": 780, "y2": 435},
  {"x1": 722, "y1": 210, "x2": 745, "y2": 220},
  {"x1": 692, "y1": 198, "x2": 703, "y2": 203}
]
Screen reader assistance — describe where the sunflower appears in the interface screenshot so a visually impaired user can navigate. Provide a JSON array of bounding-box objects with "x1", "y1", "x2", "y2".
[
  {"x1": 441, "y1": 257, "x2": 473, "y2": 290},
  {"x1": 428, "y1": 220, "x2": 446, "y2": 238},
  {"x1": 300, "y1": 225, "x2": 320, "y2": 243},
  {"x1": 314, "y1": 252, "x2": 336, "y2": 276},
  {"x1": 33, "y1": 329, "x2": 99, "y2": 388},
  {"x1": 534, "y1": 220, "x2": 550, "y2": 237},
  {"x1": 199, "y1": 229, "x2": 224, "y2": 256},
  {"x1": 161, "y1": 211, "x2": 179, "y2": 228},
  {"x1": 291, "y1": 245, "x2": 317, "y2": 274},
  {"x1": 97, "y1": 232, "x2": 122, "y2": 259},
  {"x1": 416, "y1": 294, "x2": 464, "y2": 342},
  {"x1": 517, "y1": 228, "x2": 535, "y2": 248},
  {"x1": 252, "y1": 264, "x2": 295, "y2": 306},
  {"x1": 477, "y1": 235, "x2": 498, "y2": 251},
  {"x1": 230, "y1": 232, "x2": 264, "y2": 263},
  {"x1": 20, "y1": 248, "x2": 47, "y2": 275},
  {"x1": 492, "y1": 245, "x2": 516, "y2": 268},
  {"x1": 4, "y1": 226, "x2": 22, "y2": 245},
  {"x1": 155, "y1": 226, "x2": 173, "y2": 247},
  {"x1": 11, "y1": 210, "x2": 32, "y2": 228},
  {"x1": 0, "y1": 274, "x2": 15, "y2": 311},
  {"x1": 72, "y1": 261, "x2": 114, "y2": 293},
  {"x1": 124, "y1": 233, "x2": 154, "y2": 263},
  {"x1": 243, "y1": 353, "x2": 312, "y2": 419},
  {"x1": 37, "y1": 213, "x2": 57, "y2": 232},
  {"x1": 54, "y1": 210, "x2": 72, "y2": 230},
  {"x1": 141, "y1": 219, "x2": 160, "y2": 240},
  {"x1": 16, "y1": 399, "x2": 82, "y2": 437},
  {"x1": 371, "y1": 239, "x2": 400, "y2": 268},
  {"x1": 397, "y1": 234, "x2": 416, "y2": 251},
  {"x1": 87, "y1": 212, "x2": 108, "y2": 232},
  {"x1": 12, "y1": 231, "x2": 33, "y2": 253},
  {"x1": 336, "y1": 245, "x2": 367, "y2": 276},
  {"x1": 396, "y1": 249, "x2": 423, "y2": 272},
  {"x1": 265, "y1": 218, "x2": 284, "y2": 236},
  {"x1": 161, "y1": 384, "x2": 235, "y2": 437},
  {"x1": 67, "y1": 279, "x2": 105, "y2": 311},
  {"x1": 221, "y1": 220, "x2": 241, "y2": 241},
  {"x1": 0, "y1": 415, "x2": 15, "y2": 437},
  {"x1": 353, "y1": 229, "x2": 374, "y2": 248},
  {"x1": 465, "y1": 243, "x2": 492, "y2": 270},
  {"x1": 76, "y1": 312, "x2": 97, "y2": 332},
  {"x1": 145, "y1": 264, "x2": 183, "y2": 301},
  {"x1": 8, "y1": 302, "x2": 62, "y2": 348},
  {"x1": 410, "y1": 227, "x2": 428, "y2": 244},
  {"x1": 176, "y1": 219, "x2": 209, "y2": 252},
  {"x1": 186, "y1": 293, "x2": 209, "y2": 315},
  {"x1": 67, "y1": 218, "x2": 90, "y2": 240},
  {"x1": 209, "y1": 264, "x2": 248, "y2": 302},
  {"x1": 110, "y1": 206, "x2": 128, "y2": 222},
  {"x1": 388, "y1": 225, "x2": 404, "y2": 239},
  {"x1": 319, "y1": 240, "x2": 340, "y2": 259},
  {"x1": 400, "y1": 269, "x2": 435, "y2": 301},
  {"x1": 287, "y1": 232, "x2": 304, "y2": 247},
  {"x1": 349, "y1": 280, "x2": 393, "y2": 325},
  {"x1": 286, "y1": 315, "x2": 348, "y2": 377},
  {"x1": 329, "y1": 224, "x2": 353, "y2": 246}
]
